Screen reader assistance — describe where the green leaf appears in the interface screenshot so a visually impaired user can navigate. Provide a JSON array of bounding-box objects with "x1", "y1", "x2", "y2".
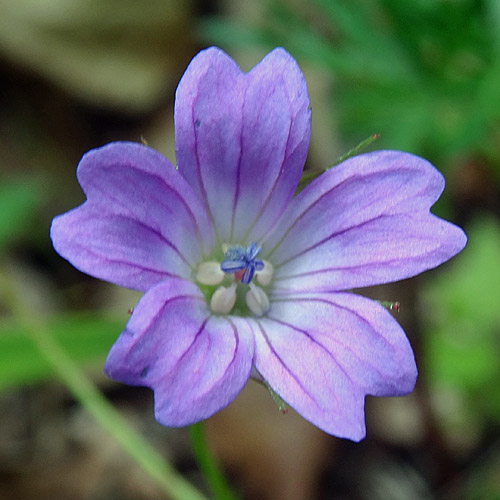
[{"x1": 0, "y1": 312, "x2": 124, "y2": 389}]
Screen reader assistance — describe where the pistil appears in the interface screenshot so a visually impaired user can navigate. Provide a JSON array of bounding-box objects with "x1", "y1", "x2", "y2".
[{"x1": 220, "y1": 242, "x2": 264, "y2": 284}]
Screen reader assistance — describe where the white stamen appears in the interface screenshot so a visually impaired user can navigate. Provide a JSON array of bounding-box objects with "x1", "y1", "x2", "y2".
[
  {"x1": 221, "y1": 243, "x2": 231, "y2": 254},
  {"x1": 256, "y1": 260, "x2": 273, "y2": 286},
  {"x1": 196, "y1": 261, "x2": 225, "y2": 285},
  {"x1": 246, "y1": 283, "x2": 270, "y2": 317},
  {"x1": 210, "y1": 283, "x2": 237, "y2": 314}
]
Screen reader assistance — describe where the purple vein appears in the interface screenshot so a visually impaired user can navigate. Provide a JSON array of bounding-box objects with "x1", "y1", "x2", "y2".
[
  {"x1": 229, "y1": 86, "x2": 246, "y2": 242},
  {"x1": 242, "y1": 77, "x2": 301, "y2": 244},
  {"x1": 265, "y1": 167, "x2": 423, "y2": 261},
  {"x1": 265, "y1": 316, "x2": 349, "y2": 408},
  {"x1": 273, "y1": 213, "x2": 386, "y2": 271},
  {"x1": 255, "y1": 320, "x2": 321, "y2": 410},
  {"x1": 191, "y1": 94, "x2": 220, "y2": 244},
  {"x1": 268, "y1": 301, "x2": 391, "y2": 383}
]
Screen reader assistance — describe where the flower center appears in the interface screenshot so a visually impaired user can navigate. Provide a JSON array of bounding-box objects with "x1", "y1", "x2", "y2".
[{"x1": 195, "y1": 242, "x2": 272, "y2": 317}]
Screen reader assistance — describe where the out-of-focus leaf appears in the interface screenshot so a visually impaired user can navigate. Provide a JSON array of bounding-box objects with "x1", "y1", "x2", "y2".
[
  {"x1": 0, "y1": 178, "x2": 41, "y2": 250},
  {"x1": 0, "y1": 312, "x2": 124, "y2": 389}
]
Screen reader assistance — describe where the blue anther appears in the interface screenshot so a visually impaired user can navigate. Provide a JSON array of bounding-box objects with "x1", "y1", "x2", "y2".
[{"x1": 220, "y1": 243, "x2": 264, "y2": 284}]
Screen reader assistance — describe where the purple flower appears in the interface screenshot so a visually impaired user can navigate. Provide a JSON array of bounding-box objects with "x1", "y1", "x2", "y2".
[{"x1": 50, "y1": 47, "x2": 466, "y2": 441}]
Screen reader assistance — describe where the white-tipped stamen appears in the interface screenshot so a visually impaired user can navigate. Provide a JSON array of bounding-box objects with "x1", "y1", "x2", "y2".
[
  {"x1": 256, "y1": 260, "x2": 273, "y2": 286},
  {"x1": 246, "y1": 283, "x2": 270, "y2": 317},
  {"x1": 221, "y1": 243, "x2": 231, "y2": 254},
  {"x1": 196, "y1": 261, "x2": 225, "y2": 285},
  {"x1": 210, "y1": 283, "x2": 237, "y2": 314}
]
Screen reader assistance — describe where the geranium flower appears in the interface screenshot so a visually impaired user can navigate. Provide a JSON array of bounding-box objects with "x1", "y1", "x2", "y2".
[{"x1": 50, "y1": 47, "x2": 466, "y2": 441}]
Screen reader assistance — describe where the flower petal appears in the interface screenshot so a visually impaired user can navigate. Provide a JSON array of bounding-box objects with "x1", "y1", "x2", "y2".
[
  {"x1": 174, "y1": 47, "x2": 310, "y2": 243},
  {"x1": 50, "y1": 142, "x2": 215, "y2": 291},
  {"x1": 104, "y1": 278, "x2": 255, "y2": 426},
  {"x1": 254, "y1": 292, "x2": 417, "y2": 440},
  {"x1": 266, "y1": 151, "x2": 467, "y2": 292}
]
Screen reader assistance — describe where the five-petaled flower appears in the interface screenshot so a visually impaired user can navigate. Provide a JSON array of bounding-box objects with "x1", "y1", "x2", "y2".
[{"x1": 50, "y1": 47, "x2": 466, "y2": 441}]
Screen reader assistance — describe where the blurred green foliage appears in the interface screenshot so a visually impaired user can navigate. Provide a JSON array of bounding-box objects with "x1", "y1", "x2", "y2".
[
  {"x1": 0, "y1": 178, "x2": 41, "y2": 249},
  {"x1": 422, "y1": 215, "x2": 500, "y2": 437},
  {"x1": 201, "y1": 0, "x2": 500, "y2": 173},
  {"x1": 0, "y1": 313, "x2": 123, "y2": 389}
]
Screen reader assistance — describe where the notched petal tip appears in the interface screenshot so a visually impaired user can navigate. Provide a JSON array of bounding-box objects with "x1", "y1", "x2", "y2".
[
  {"x1": 253, "y1": 292, "x2": 417, "y2": 440},
  {"x1": 105, "y1": 280, "x2": 255, "y2": 427},
  {"x1": 175, "y1": 45, "x2": 311, "y2": 242}
]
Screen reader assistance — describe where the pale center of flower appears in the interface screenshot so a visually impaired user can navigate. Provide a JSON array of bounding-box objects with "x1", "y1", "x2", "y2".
[{"x1": 196, "y1": 242, "x2": 272, "y2": 317}]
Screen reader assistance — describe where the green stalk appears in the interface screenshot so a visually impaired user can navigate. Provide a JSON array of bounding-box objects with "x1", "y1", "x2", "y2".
[{"x1": 189, "y1": 422, "x2": 239, "y2": 500}]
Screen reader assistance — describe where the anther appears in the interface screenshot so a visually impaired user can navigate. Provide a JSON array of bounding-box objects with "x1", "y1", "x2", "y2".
[
  {"x1": 210, "y1": 283, "x2": 237, "y2": 314},
  {"x1": 256, "y1": 260, "x2": 273, "y2": 286},
  {"x1": 196, "y1": 261, "x2": 225, "y2": 285},
  {"x1": 245, "y1": 283, "x2": 270, "y2": 317}
]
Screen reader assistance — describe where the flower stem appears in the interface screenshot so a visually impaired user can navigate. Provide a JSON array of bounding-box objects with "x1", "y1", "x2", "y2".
[
  {"x1": 0, "y1": 266, "x2": 207, "y2": 500},
  {"x1": 189, "y1": 422, "x2": 239, "y2": 500}
]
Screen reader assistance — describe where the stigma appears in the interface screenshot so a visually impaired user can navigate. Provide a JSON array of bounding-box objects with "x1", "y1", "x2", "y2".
[{"x1": 220, "y1": 242, "x2": 264, "y2": 284}]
